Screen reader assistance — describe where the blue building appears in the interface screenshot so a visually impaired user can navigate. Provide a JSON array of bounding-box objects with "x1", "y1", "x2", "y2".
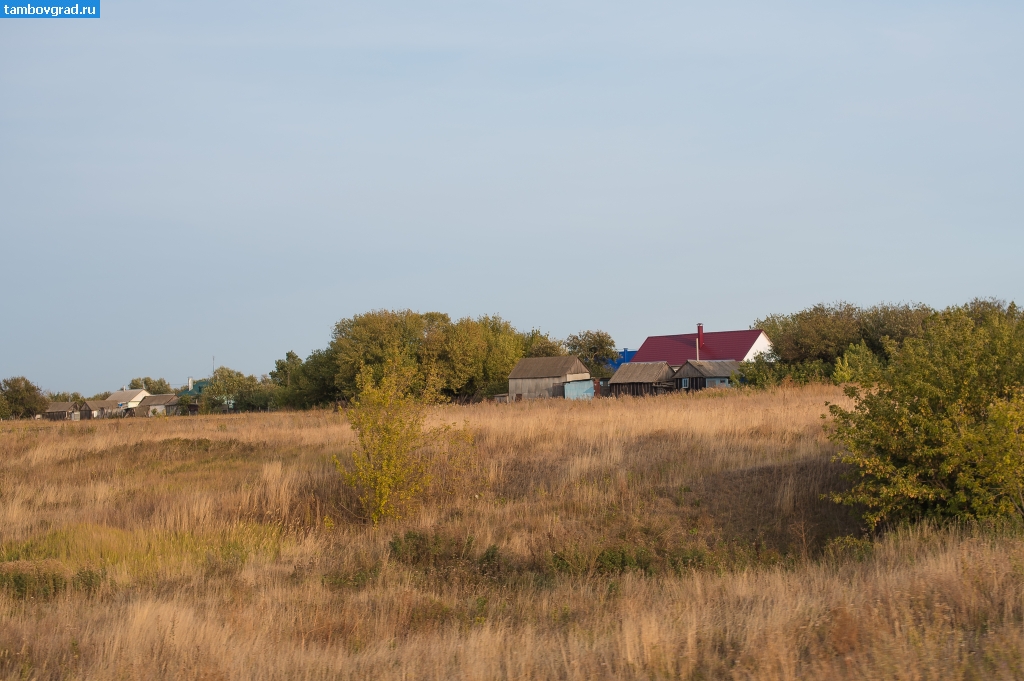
[{"x1": 607, "y1": 349, "x2": 637, "y2": 373}]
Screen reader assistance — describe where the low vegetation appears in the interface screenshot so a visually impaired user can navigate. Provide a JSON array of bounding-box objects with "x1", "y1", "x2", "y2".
[
  {"x1": 3, "y1": 385, "x2": 1024, "y2": 679},
  {"x1": 830, "y1": 301, "x2": 1024, "y2": 527}
]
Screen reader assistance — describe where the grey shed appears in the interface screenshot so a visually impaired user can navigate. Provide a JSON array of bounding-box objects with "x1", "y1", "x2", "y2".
[
  {"x1": 508, "y1": 356, "x2": 590, "y2": 400},
  {"x1": 43, "y1": 402, "x2": 79, "y2": 421},
  {"x1": 137, "y1": 394, "x2": 181, "y2": 417},
  {"x1": 608, "y1": 362, "x2": 675, "y2": 397},
  {"x1": 672, "y1": 360, "x2": 742, "y2": 391},
  {"x1": 80, "y1": 399, "x2": 121, "y2": 419}
]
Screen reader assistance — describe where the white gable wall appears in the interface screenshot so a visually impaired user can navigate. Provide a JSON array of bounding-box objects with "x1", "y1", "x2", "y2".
[{"x1": 742, "y1": 332, "x2": 774, "y2": 361}]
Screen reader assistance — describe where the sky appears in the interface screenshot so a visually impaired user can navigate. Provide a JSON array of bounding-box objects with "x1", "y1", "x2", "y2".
[{"x1": 2, "y1": 1, "x2": 1023, "y2": 394}]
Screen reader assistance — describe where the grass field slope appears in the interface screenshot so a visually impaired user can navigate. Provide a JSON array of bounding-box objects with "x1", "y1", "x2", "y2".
[{"x1": 2, "y1": 385, "x2": 1024, "y2": 679}]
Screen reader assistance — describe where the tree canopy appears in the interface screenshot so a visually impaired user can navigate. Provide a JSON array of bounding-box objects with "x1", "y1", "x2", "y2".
[
  {"x1": 199, "y1": 367, "x2": 278, "y2": 413},
  {"x1": 829, "y1": 301, "x2": 1024, "y2": 528},
  {"x1": 274, "y1": 310, "x2": 572, "y2": 406},
  {"x1": 744, "y1": 301, "x2": 934, "y2": 386},
  {"x1": 0, "y1": 377, "x2": 48, "y2": 418},
  {"x1": 565, "y1": 330, "x2": 617, "y2": 378},
  {"x1": 129, "y1": 377, "x2": 174, "y2": 394}
]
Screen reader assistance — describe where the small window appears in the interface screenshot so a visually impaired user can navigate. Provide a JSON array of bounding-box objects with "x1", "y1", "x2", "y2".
[{"x1": 681, "y1": 378, "x2": 689, "y2": 388}]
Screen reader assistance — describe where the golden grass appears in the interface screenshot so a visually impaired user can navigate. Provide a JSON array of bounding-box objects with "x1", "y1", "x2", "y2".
[{"x1": 1, "y1": 385, "x2": 1023, "y2": 679}]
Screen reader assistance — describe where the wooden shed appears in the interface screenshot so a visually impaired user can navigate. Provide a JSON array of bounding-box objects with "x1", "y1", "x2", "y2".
[
  {"x1": 80, "y1": 399, "x2": 121, "y2": 419},
  {"x1": 43, "y1": 402, "x2": 79, "y2": 421},
  {"x1": 137, "y1": 394, "x2": 181, "y2": 416},
  {"x1": 673, "y1": 360, "x2": 742, "y2": 392},
  {"x1": 607, "y1": 362, "x2": 675, "y2": 397},
  {"x1": 508, "y1": 356, "x2": 590, "y2": 400}
]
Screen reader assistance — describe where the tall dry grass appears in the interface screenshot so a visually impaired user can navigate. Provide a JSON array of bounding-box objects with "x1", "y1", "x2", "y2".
[{"x1": 1, "y1": 385, "x2": 1022, "y2": 679}]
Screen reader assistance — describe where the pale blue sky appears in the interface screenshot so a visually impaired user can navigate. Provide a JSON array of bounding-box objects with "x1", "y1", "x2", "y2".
[{"x1": 2, "y1": 1, "x2": 1022, "y2": 394}]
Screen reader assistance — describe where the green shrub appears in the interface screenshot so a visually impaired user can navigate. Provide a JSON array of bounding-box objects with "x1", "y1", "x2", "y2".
[
  {"x1": 830, "y1": 302, "x2": 1024, "y2": 528},
  {"x1": 338, "y1": 354, "x2": 475, "y2": 524},
  {"x1": 0, "y1": 562, "x2": 70, "y2": 599}
]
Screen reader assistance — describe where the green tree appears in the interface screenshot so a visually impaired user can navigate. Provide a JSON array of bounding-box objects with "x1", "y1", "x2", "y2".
[
  {"x1": 857, "y1": 303, "x2": 933, "y2": 357},
  {"x1": 199, "y1": 367, "x2": 278, "y2": 413},
  {"x1": 832, "y1": 341, "x2": 882, "y2": 385},
  {"x1": 0, "y1": 395, "x2": 11, "y2": 420},
  {"x1": 522, "y1": 329, "x2": 565, "y2": 358},
  {"x1": 327, "y1": 310, "x2": 537, "y2": 402},
  {"x1": 129, "y1": 377, "x2": 174, "y2": 394},
  {"x1": 478, "y1": 316, "x2": 528, "y2": 396},
  {"x1": 0, "y1": 377, "x2": 48, "y2": 418},
  {"x1": 829, "y1": 302, "x2": 1024, "y2": 528},
  {"x1": 744, "y1": 301, "x2": 935, "y2": 387},
  {"x1": 45, "y1": 391, "x2": 85, "y2": 404},
  {"x1": 756, "y1": 302, "x2": 862, "y2": 365},
  {"x1": 565, "y1": 330, "x2": 617, "y2": 378},
  {"x1": 331, "y1": 310, "x2": 448, "y2": 401},
  {"x1": 270, "y1": 351, "x2": 303, "y2": 388}
]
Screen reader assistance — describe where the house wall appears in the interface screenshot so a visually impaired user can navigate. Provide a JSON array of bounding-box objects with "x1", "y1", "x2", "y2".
[
  {"x1": 743, "y1": 332, "x2": 774, "y2": 361},
  {"x1": 610, "y1": 382, "x2": 659, "y2": 397}
]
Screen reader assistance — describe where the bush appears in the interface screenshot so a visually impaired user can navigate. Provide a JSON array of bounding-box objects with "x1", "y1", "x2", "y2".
[
  {"x1": 829, "y1": 302, "x2": 1024, "y2": 528},
  {"x1": 338, "y1": 354, "x2": 475, "y2": 524}
]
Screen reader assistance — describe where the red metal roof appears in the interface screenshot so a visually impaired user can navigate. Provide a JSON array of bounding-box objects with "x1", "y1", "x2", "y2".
[{"x1": 631, "y1": 329, "x2": 766, "y2": 365}]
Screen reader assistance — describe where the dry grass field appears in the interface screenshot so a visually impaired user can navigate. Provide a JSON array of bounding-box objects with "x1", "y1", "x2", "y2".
[{"x1": 2, "y1": 384, "x2": 1024, "y2": 679}]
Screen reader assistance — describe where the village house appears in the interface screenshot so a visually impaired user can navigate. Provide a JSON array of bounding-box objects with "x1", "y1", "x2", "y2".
[
  {"x1": 507, "y1": 356, "x2": 591, "y2": 400},
  {"x1": 107, "y1": 388, "x2": 151, "y2": 410},
  {"x1": 80, "y1": 399, "x2": 121, "y2": 419},
  {"x1": 607, "y1": 361, "x2": 675, "y2": 397},
  {"x1": 137, "y1": 394, "x2": 181, "y2": 416},
  {"x1": 630, "y1": 324, "x2": 772, "y2": 366},
  {"x1": 673, "y1": 359, "x2": 742, "y2": 391},
  {"x1": 43, "y1": 402, "x2": 79, "y2": 421}
]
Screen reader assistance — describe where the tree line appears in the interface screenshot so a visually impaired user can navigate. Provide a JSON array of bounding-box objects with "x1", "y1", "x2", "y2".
[
  {"x1": 269, "y1": 311, "x2": 617, "y2": 408},
  {"x1": 739, "y1": 301, "x2": 938, "y2": 385},
  {"x1": 0, "y1": 310, "x2": 617, "y2": 417}
]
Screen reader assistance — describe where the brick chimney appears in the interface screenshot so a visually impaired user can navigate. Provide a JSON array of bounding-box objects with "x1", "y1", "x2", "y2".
[{"x1": 696, "y1": 323, "x2": 704, "y2": 360}]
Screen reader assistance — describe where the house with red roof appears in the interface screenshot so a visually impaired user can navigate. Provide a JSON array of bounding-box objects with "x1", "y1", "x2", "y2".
[{"x1": 630, "y1": 324, "x2": 772, "y2": 367}]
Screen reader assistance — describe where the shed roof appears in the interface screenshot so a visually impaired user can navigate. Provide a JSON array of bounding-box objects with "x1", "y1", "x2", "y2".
[
  {"x1": 673, "y1": 360, "x2": 742, "y2": 379},
  {"x1": 138, "y1": 394, "x2": 179, "y2": 407},
  {"x1": 631, "y1": 329, "x2": 768, "y2": 365},
  {"x1": 609, "y1": 361, "x2": 675, "y2": 384},
  {"x1": 82, "y1": 400, "x2": 120, "y2": 410},
  {"x1": 45, "y1": 402, "x2": 77, "y2": 413},
  {"x1": 508, "y1": 356, "x2": 589, "y2": 380}
]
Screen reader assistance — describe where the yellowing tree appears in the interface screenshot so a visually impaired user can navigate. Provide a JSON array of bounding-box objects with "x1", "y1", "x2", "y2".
[{"x1": 339, "y1": 352, "x2": 475, "y2": 524}]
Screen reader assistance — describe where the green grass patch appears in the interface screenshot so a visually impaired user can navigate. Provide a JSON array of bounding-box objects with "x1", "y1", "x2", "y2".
[{"x1": 0, "y1": 522, "x2": 283, "y2": 579}]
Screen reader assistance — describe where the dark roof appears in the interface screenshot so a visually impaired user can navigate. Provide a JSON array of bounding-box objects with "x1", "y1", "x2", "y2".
[
  {"x1": 609, "y1": 361, "x2": 675, "y2": 384},
  {"x1": 673, "y1": 360, "x2": 742, "y2": 379},
  {"x1": 508, "y1": 356, "x2": 590, "y2": 380},
  {"x1": 82, "y1": 400, "x2": 120, "y2": 410},
  {"x1": 138, "y1": 394, "x2": 179, "y2": 407},
  {"x1": 631, "y1": 329, "x2": 766, "y2": 365},
  {"x1": 45, "y1": 402, "x2": 77, "y2": 413}
]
